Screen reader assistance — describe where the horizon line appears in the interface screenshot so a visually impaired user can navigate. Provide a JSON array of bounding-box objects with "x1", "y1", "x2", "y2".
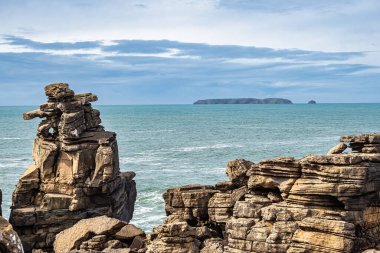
[{"x1": 1, "y1": 102, "x2": 380, "y2": 107}]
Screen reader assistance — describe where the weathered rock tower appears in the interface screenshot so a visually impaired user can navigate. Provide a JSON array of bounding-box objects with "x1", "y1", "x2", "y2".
[{"x1": 10, "y1": 83, "x2": 136, "y2": 252}]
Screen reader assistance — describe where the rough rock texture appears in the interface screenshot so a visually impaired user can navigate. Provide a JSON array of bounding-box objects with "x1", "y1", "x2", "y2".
[
  {"x1": 146, "y1": 133, "x2": 380, "y2": 253},
  {"x1": 54, "y1": 215, "x2": 146, "y2": 253},
  {"x1": 10, "y1": 83, "x2": 137, "y2": 252},
  {"x1": 0, "y1": 189, "x2": 24, "y2": 253},
  {"x1": 327, "y1": 143, "x2": 347, "y2": 155}
]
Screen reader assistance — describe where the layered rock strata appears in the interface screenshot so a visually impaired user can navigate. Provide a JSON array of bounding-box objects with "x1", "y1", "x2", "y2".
[
  {"x1": 10, "y1": 83, "x2": 137, "y2": 252},
  {"x1": 54, "y1": 215, "x2": 146, "y2": 253},
  {"x1": 0, "y1": 189, "x2": 24, "y2": 253},
  {"x1": 147, "y1": 133, "x2": 380, "y2": 253}
]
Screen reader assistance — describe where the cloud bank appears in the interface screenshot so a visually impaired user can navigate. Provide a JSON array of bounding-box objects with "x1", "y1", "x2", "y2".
[
  {"x1": 0, "y1": 0, "x2": 379, "y2": 104},
  {"x1": 0, "y1": 0, "x2": 379, "y2": 51},
  {"x1": 0, "y1": 35, "x2": 379, "y2": 105}
]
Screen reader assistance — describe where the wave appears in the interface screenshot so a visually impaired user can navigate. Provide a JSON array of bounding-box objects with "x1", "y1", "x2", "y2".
[
  {"x1": 170, "y1": 143, "x2": 243, "y2": 152},
  {"x1": 0, "y1": 163, "x2": 30, "y2": 168},
  {"x1": 0, "y1": 137, "x2": 29, "y2": 140},
  {"x1": 120, "y1": 156, "x2": 162, "y2": 165},
  {"x1": 132, "y1": 190, "x2": 166, "y2": 230},
  {"x1": 0, "y1": 158, "x2": 32, "y2": 168},
  {"x1": 131, "y1": 129, "x2": 175, "y2": 133},
  {"x1": 131, "y1": 213, "x2": 165, "y2": 231},
  {"x1": 136, "y1": 191, "x2": 164, "y2": 203}
]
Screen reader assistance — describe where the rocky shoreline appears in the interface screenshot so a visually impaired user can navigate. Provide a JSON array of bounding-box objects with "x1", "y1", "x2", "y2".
[
  {"x1": 0, "y1": 83, "x2": 379, "y2": 252},
  {"x1": 147, "y1": 135, "x2": 380, "y2": 252}
]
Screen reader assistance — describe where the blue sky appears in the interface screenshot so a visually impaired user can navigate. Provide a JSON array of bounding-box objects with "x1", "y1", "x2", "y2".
[{"x1": 0, "y1": 0, "x2": 379, "y2": 104}]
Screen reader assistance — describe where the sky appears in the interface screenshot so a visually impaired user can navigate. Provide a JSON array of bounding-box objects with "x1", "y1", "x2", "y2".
[{"x1": 0, "y1": 0, "x2": 379, "y2": 104}]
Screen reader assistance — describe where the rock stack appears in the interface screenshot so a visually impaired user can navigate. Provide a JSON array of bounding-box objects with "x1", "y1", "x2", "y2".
[
  {"x1": 0, "y1": 189, "x2": 24, "y2": 253},
  {"x1": 146, "y1": 133, "x2": 380, "y2": 253},
  {"x1": 10, "y1": 83, "x2": 137, "y2": 252}
]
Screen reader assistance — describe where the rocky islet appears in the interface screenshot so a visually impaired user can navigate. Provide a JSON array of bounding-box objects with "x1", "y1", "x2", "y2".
[{"x1": 193, "y1": 98, "x2": 293, "y2": 104}]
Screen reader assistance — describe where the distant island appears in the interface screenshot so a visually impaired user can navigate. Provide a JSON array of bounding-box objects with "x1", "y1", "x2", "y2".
[
  {"x1": 193, "y1": 98, "x2": 293, "y2": 104},
  {"x1": 308, "y1": 100, "x2": 317, "y2": 104}
]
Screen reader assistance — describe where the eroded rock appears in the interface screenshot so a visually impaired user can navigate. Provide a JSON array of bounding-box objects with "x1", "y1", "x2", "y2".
[
  {"x1": 10, "y1": 83, "x2": 137, "y2": 252},
  {"x1": 147, "y1": 133, "x2": 380, "y2": 253},
  {"x1": 327, "y1": 143, "x2": 348, "y2": 155}
]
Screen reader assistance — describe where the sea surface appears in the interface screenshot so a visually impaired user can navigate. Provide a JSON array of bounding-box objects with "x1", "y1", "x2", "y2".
[{"x1": 1, "y1": 104, "x2": 380, "y2": 231}]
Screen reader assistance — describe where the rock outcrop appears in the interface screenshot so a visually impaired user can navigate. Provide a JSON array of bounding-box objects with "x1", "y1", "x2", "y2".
[
  {"x1": 9, "y1": 83, "x2": 137, "y2": 252},
  {"x1": 54, "y1": 215, "x2": 146, "y2": 253},
  {"x1": 146, "y1": 133, "x2": 380, "y2": 253},
  {"x1": 0, "y1": 189, "x2": 24, "y2": 253}
]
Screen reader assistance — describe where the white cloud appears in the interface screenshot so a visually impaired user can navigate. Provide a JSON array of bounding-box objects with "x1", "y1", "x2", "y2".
[{"x1": 0, "y1": 0, "x2": 379, "y2": 52}]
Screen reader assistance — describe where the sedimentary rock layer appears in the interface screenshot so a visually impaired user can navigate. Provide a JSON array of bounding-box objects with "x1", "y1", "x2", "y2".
[
  {"x1": 10, "y1": 83, "x2": 137, "y2": 252},
  {"x1": 146, "y1": 133, "x2": 380, "y2": 253}
]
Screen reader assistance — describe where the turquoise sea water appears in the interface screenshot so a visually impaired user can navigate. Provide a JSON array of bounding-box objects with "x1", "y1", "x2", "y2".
[{"x1": 1, "y1": 104, "x2": 380, "y2": 231}]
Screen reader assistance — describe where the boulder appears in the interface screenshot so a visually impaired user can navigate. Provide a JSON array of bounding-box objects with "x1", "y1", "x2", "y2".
[
  {"x1": 0, "y1": 189, "x2": 24, "y2": 253},
  {"x1": 225, "y1": 159, "x2": 253, "y2": 187},
  {"x1": 115, "y1": 224, "x2": 145, "y2": 241},
  {"x1": 327, "y1": 143, "x2": 348, "y2": 155},
  {"x1": 54, "y1": 216, "x2": 147, "y2": 253},
  {"x1": 53, "y1": 215, "x2": 146, "y2": 253}
]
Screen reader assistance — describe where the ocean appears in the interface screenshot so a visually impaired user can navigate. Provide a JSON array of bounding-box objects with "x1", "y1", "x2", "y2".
[{"x1": 1, "y1": 104, "x2": 380, "y2": 231}]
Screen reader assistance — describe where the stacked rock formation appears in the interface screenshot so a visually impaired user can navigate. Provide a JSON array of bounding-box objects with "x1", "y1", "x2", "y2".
[
  {"x1": 10, "y1": 83, "x2": 137, "y2": 252},
  {"x1": 146, "y1": 133, "x2": 380, "y2": 253},
  {"x1": 0, "y1": 189, "x2": 24, "y2": 253},
  {"x1": 54, "y1": 215, "x2": 146, "y2": 253}
]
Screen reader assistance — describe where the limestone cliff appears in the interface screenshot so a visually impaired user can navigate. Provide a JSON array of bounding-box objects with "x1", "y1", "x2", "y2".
[
  {"x1": 9, "y1": 83, "x2": 137, "y2": 252},
  {"x1": 146, "y1": 133, "x2": 380, "y2": 253}
]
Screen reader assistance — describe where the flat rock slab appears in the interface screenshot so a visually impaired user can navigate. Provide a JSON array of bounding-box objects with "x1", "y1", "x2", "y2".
[
  {"x1": 115, "y1": 224, "x2": 145, "y2": 241},
  {"x1": 54, "y1": 215, "x2": 126, "y2": 253}
]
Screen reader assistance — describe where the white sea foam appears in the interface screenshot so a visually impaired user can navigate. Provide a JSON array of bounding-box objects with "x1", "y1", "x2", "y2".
[
  {"x1": 170, "y1": 143, "x2": 243, "y2": 152},
  {"x1": 132, "y1": 191, "x2": 166, "y2": 230},
  {"x1": 0, "y1": 137, "x2": 28, "y2": 140},
  {"x1": 120, "y1": 156, "x2": 162, "y2": 165},
  {"x1": 131, "y1": 129, "x2": 175, "y2": 133},
  {"x1": 0, "y1": 159, "x2": 32, "y2": 168},
  {"x1": 131, "y1": 214, "x2": 165, "y2": 231}
]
